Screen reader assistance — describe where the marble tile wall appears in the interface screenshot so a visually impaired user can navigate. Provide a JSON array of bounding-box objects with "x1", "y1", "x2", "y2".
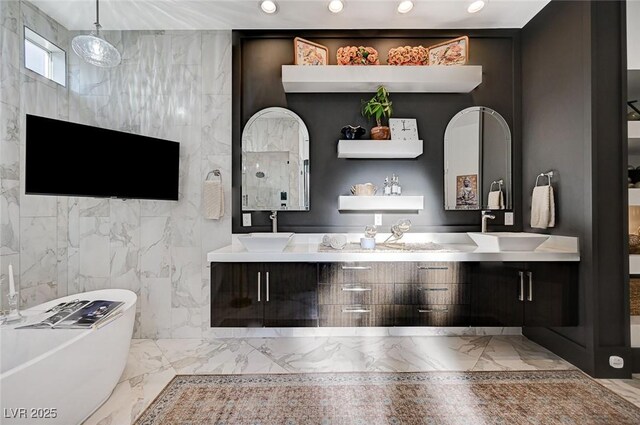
[
  {"x1": 1, "y1": 0, "x2": 70, "y2": 311},
  {"x1": 66, "y1": 28, "x2": 233, "y2": 338},
  {"x1": 0, "y1": 1, "x2": 232, "y2": 338}
]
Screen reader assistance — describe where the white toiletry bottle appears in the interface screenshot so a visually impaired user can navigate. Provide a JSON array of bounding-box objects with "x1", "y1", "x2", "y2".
[
  {"x1": 391, "y1": 174, "x2": 399, "y2": 195},
  {"x1": 384, "y1": 176, "x2": 391, "y2": 196},
  {"x1": 396, "y1": 175, "x2": 402, "y2": 195}
]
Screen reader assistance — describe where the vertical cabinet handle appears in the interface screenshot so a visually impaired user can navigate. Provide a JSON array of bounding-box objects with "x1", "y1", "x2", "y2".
[
  {"x1": 266, "y1": 271, "x2": 270, "y2": 302},
  {"x1": 257, "y1": 272, "x2": 261, "y2": 302},
  {"x1": 518, "y1": 271, "x2": 524, "y2": 302},
  {"x1": 527, "y1": 271, "x2": 533, "y2": 302}
]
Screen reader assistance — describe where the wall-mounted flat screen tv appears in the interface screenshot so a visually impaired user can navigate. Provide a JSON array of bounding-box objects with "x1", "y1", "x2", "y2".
[{"x1": 26, "y1": 115, "x2": 180, "y2": 201}]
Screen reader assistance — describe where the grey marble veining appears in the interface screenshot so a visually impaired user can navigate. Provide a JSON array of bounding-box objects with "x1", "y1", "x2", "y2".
[
  {"x1": 0, "y1": 1, "x2": 233, "y2": 336},
  {"x1": 82, "y1": 336, "x2": 640, "y2": 425}
]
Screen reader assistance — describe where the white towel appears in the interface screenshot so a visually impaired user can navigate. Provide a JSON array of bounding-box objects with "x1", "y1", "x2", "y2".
[
  {"x1": 487, "y1": 190, "x2": 504, "y2": 210},
  {"x1": 204, "y1": 181, "x2": 224, "y2": 220},
  {"x1": 530, "y1": 185, "x2": 555, "y2": 229}
]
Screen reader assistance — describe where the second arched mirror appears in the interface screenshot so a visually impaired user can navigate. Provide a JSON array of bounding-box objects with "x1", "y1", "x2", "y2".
[
  {"x1": 444, "y1": 106, "x2": 512, "y2": 211},
  {"x1": 241, "y1": 107, "x2": 310, "y2": 211}
]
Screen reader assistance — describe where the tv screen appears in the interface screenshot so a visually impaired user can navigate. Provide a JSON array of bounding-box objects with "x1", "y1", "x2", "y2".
[{"x1": 26, "y1": 115, "x2": 180, "y2": 201}]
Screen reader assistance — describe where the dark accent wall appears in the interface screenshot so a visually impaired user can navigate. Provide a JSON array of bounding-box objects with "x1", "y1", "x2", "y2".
[
  {"x1": 521, "y1": 0, "x2": 629, "y2": 378},
  {"x1": 232, "y1": 30, "x2": 522, "y2": 234}
]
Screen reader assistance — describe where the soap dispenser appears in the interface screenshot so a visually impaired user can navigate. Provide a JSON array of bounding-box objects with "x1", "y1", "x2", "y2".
[{"x1": 383, "y1": 176, "x2": 391, "y2": 196}]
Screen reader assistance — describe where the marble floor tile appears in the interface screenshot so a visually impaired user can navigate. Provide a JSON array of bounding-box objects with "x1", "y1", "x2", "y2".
[
  {"x1": 472, "y1": 335, "x2": 574, "y2": 371},
  {"x1": 83, "y1": 364, "x2": 176, "y2": 425},
  {"x1": 337, "y1": 335, "x2": 491, "y2": 372},
  {"x1": 156, "y1": 338, "x2": 287, "y2": 374},
  {"x1": 246, "y1": 337, "x2": 375, "y2": 373},
  {"x1": 119, "y1": 339, "x2": 171, "y2": 383},
  {"x1": 598, "y1": 375, "x2": 640, "y2": 408}
]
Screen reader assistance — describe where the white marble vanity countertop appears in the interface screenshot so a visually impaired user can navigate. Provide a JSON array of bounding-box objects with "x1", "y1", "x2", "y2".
[{"x1": 207, "y1": 233, "x2": 580, "y2": 263}]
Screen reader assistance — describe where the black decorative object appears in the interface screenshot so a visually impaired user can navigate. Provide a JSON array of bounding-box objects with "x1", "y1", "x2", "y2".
[{"x1": 341, "y1": 125, "x2": 366, "y2": 140}]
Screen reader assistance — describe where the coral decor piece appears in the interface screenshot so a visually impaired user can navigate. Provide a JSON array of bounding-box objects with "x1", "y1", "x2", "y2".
[
  {"x1": 337, "y1": 46, "x2": 380, "y2": 65},
  {"x1": 428, "y1": 36, "x2": 469, "y2": 65},
  {"x1": 387, "y1": 45, "x2": 429, "y2": 66}
]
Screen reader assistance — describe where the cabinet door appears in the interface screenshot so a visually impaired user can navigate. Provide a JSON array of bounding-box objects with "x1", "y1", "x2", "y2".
[
  {"x1": 524, "y1": 263, "x2": 578, "y2": 327},
  {"x1": 210, "y1": 263, "x2": 264, "y2": 327},
  {"x1": 473, "y1": 262, "x2": 524, "y2": 326},
  {"x1": 263, "y1": 263, "x2": 318, "y2": 327}
]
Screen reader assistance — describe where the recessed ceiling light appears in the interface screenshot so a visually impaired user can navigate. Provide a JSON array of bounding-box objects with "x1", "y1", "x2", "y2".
[
  {"x1": 397, "y1": 1, "x2": 414, "y2": 14},
  {"x1": 328, "y1": 0, "x2": 344, "y2": 14},
  {"x1": 468, "y1": 0, "x2": 486, "y2": 14},
  {"x1": 260, "y1": 0, "x2": 277, "y2": 14}
]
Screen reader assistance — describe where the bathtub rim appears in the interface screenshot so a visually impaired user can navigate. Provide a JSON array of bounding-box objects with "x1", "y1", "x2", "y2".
[{"x1": 0, "y1": 289, "x2": 137, "y2": 380}]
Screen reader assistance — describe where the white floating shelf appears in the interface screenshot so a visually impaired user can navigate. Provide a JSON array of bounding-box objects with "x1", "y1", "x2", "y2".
[
  {"x1": 630, "y1": 188, "x2": 640, "y2": 206},
  {"x1": 630, "y1": 121, "x2": 640, "y2": 142},
  {"x1": 337, "y1": 139, "x2": 423, "y2": 159},
  {"x1": 282, "y1": 65, "x2": 482, "y2": 93},
  {"x1": 338, "y1": 196, "x2": 424, "y2": 211},
  {"x1": 631, "y1": 255, "x2": 640, "y2": 275}
]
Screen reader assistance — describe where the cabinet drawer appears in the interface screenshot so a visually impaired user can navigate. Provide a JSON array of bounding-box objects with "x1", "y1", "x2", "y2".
[
  {"x1": 319, "y1": 305, "x2": 394, "y2": 327},
  {"x1": 395, "y1": 262, "x2": 469, "y2": 284},
  {"x1": 394, "y1": 305, "x2": 472, "y2": 326},
  {"x1": 318, "y1": 283, "x2": 394, "y2": 305},
  {"x1": 319, "y1": 263, "x2": 394, "y2": 284},
  {"x1": 394, "y1": 284, "x2": 471, "y2": 305}
]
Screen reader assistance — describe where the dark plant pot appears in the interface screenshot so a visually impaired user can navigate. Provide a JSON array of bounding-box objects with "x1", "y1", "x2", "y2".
[
  {"x1": 370, "y1": 126, "x2": 391, "y2": 140},
  {"x1": 341, "y1": 125, "x2": 366, "y2": 140}
]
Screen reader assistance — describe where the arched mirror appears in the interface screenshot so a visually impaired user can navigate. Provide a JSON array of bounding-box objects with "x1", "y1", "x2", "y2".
[
  {"x1": 444, "y1": 106, "x2": 512, "y2": 211},
  {"x1": 241, "y1": 107, "x2": 310, "y2": 211}
]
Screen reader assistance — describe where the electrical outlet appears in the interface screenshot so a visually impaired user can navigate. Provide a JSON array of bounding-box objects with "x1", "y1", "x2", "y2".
[
  {"x1": 374, "y1": 214, "x2": 382, "y2": 226},
  {"x1": 609, "y1": 356, "x2": 624, "y2": 369},
  {"x1": 504, "y1": 212, "x2": 514, "y2": 226},
  {"x1": 242, "y1": 213, "x2": 252, "y2": 227}
]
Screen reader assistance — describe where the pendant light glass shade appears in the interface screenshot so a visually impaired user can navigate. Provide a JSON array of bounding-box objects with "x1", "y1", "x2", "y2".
[{"x1": 72, "y1": 0, "x2": 121, "y2": 67}]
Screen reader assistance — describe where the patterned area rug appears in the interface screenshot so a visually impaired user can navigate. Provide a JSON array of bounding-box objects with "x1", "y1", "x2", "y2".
[{"x1": 135, "y1": 371, "x2": 640, "y2": 425}]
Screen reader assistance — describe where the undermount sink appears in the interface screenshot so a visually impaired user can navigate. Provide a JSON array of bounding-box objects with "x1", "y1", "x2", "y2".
[
  {"x1": 237, "y1": 233, "x2": 294, "y2": 252},
  {"x1": 467, "y1": 232, "x2": 550, "y2": 252}
]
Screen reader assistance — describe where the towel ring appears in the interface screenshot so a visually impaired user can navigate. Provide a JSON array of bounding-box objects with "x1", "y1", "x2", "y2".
[
  {"x1": 206, "y1": 169, "x2": 222, "y2": 182},
  {"x1": 490, "y1": 179, "x2": 503, "y2": 192},
  {"x1": 535, "y1": 171, "x2": 554, "y2": 187}
]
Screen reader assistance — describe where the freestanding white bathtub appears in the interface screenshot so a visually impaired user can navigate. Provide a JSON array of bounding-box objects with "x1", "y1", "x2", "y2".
[{"x1": 1, "y1": 289, "x2": 136, "y2": 425}]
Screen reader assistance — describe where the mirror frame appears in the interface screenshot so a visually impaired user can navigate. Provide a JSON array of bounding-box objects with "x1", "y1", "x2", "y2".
[
  {"x1": 443, "y1": 106, "x2": 512, "y2": 211},
  {"x1": 241, "y1": 107, "x2": 310, "y2": 212}
]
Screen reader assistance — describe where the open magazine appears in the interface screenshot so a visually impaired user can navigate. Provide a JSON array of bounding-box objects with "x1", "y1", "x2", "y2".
[{"x1": 17, "y1": 299, "x2": 124, "y2": 329}]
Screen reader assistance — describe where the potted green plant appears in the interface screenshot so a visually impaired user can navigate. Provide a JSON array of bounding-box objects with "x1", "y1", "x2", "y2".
[{"x1": 362, "y1": 85, "x2": 393, "y2": 140}]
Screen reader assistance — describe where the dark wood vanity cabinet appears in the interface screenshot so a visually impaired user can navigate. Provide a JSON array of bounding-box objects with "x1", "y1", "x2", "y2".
[
  {"x1": 394, "y1": 262, "x2": 473, "y2": 326},
  {"x1": 473, "y1": 262, "x2": 578, "y2": 327},
  {"x1": 210, "y1": 261, "x2": 577, "y2": 328},
  {"x1": 210, "y1": 263, "x2": 318, "y2": 327},
  {"x1": 318, "y1": 263, "x2": 395, "y2": 327}
]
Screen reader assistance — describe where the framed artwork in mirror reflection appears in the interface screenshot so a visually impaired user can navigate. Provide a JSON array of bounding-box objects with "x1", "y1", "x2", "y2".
[{"x1": 456, "y1": 174, "x2": 479, "y2": 209}]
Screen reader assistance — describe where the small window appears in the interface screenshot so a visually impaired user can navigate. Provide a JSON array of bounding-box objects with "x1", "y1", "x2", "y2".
[{"x1": 24, "y1": 27, "x2": 66, "y2": 86}]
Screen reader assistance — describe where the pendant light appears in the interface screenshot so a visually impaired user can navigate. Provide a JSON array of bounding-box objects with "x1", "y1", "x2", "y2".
[{"x1": 72, "y1": 0, "x2": 121, "y2": 68}]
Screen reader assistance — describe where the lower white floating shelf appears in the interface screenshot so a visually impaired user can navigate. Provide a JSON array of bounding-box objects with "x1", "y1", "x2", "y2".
[{"x1": 338, "y1": 196, "x2": 424, "y2": 211}]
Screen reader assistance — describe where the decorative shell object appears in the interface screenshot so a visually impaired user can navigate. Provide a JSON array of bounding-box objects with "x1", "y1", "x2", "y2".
[
  {"x1": 337, "y1": 46, "x2": 380, "y2": 65},
  {"x1": 387, "y1": 46, "x2": 429, "y2": 66}
]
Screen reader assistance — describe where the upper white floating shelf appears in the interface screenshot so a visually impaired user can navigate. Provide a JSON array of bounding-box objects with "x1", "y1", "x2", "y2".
[
  {"x1": 337, "y1": 139, "x2": 423, "y2": 159},
  {"x1": 281, "y1": 65, "x2": 482, "y2": 93}
]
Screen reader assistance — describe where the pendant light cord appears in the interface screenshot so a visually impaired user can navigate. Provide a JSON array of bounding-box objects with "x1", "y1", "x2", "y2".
[{"x1": 94, "y1": 0, "x2": 101, "y2": 33}]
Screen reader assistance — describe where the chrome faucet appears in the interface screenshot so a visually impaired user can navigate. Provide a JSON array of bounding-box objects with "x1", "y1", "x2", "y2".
[
  {"x1": 481, "y1": 211, "x2": 496, "y2": 233},
  {"x1": 270, "y1": 210, "x2": 278, "y2": 233}
]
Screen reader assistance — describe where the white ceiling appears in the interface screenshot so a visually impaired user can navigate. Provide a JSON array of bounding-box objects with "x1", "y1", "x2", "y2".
[{"x1": 28, "y1": 0, "x2": 551, "y2": 31}]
